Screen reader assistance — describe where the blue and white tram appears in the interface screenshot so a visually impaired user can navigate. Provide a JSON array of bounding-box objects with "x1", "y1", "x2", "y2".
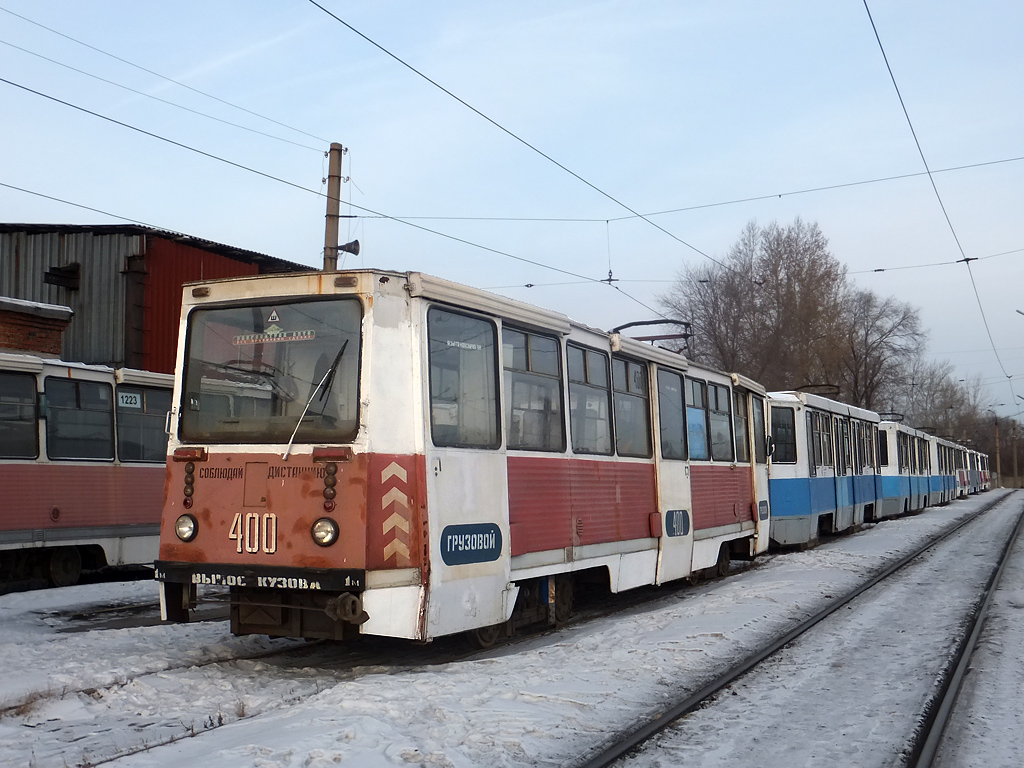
[
  {"x1": 766, "y1": 392, "x2": 880, "y2": 546},
  {"x1": 876, "y1": 421, "x2": 930, "y2": 517},
  {"x1": 928, "y1": 436, "x2": 959, "y2": 506}
]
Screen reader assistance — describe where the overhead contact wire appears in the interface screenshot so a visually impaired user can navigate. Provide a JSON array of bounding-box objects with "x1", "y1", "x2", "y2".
[
  {"x1": 862, "y1": 0, "x2": 1015, "y2": 397},
  {"x1": 305, "y1": 0, "x2": 725, "y2": 289}
]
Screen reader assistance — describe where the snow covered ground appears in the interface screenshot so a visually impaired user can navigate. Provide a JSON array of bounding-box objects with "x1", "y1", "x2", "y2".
[{"x1": 1, "y1": 490, "x2": 1020, "y2": 768}]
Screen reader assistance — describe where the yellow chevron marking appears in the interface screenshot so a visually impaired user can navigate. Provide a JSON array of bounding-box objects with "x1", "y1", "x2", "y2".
[
  {"x1": 381, "y1": 461, "x2": 408, "y2": 485},
  {"x1": 382, "y1": 487, "x2": 409, "y2": 509},
  {"x1": 383, "y1": 511, "x2": 410, "y2": 536},
  {"x1": 384, "y1": 539, "x2": 410, "y2": 560}
]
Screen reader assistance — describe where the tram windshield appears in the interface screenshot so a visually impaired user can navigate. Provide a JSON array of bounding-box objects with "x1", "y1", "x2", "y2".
[{"x1": 179, "y1": 298, "x2": 361, "y2": 444}]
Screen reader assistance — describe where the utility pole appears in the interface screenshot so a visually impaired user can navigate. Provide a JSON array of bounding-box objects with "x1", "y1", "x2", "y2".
[
  {"x1": 323, "y1": 142, "x2": 344, "y2": 271},
  {"x1": 1013, "y1": 422, "x2": 1018, "y2": 488},
  {"x1": 994, "y1": 416, "x2": 1001, "y2": 487}
]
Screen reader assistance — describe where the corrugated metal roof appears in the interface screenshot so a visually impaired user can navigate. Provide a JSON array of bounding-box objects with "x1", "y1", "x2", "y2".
[
  {"x1": 0, "y1": 223, "x2": 311, "y2": 273},
  {"x1": 0, "y1": 224, "x2": 313, "y2": 371}
]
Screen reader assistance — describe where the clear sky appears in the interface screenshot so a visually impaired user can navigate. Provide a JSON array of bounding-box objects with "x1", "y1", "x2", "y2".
[{"x1": 2, "y1": 1, "x2": 1022, "y2": 418}]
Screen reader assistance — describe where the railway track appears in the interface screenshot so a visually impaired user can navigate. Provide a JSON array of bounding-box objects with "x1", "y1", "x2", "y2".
[
  {"x1": 1, "y1": 492, "x2": 1013, "y2": 767},
  {"x1": 576, "y1": 491, "x2": 1023, "y2": 768},
  {"x1": 3, "y1": 627, "x2": 489, "y2": 767}
]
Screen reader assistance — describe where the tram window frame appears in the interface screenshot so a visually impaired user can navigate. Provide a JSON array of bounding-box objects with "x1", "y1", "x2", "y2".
[
  {"x1": 708, "y1": 384, "x2": 734, "y2": 462},
  {"x1": 656, "y1": 369, "x2": 687, "y2": 461},
  {"x1": 116, "y1": 385, "x2": 173, "y2": 463},
  {"x1": 806, "y1": 411, "x2": 817, "y2": 477},
  {"x1": 567, "y1": 344, "x2": 613, "y2": 455},
  {"x1": 685, "y1": 377, "x2": 710, "y2": 461},
  {"x1": 611, "y1": 356, "x2": 652, "y2": 458},
  {"x1": 852, "y1": 421, "x2": 864, "y2": 474},
  {"x1": 878, "y1": 430, "x2": 889, "y2": 467},
  {"x1": 43, "y1": 377, "x2": 115, "y2": 460},
  {"x1": 502, "y1": 327, "x2": 566, "y2": 452},
  {"x1": 427, "y1": 308, "x2": 501, "y2": 450},
  {"x1": 180, "y1": 296, "x2": 363, "y2": 444},
  {"x1": 769, "y1": 406, "x2": 797, "y2": 464},
  {"x1": 0, "y1": 371, "x2": 39, "y2": 459},
  {"x1": 733, "y1": 390, "x2": 750, "y2": 463},
  {"x1": 751, "y1": 394, "x2": 767, "y2": 464},
  {"x1": 836, "y1": 417, "x2": 850, "y2": 476}
]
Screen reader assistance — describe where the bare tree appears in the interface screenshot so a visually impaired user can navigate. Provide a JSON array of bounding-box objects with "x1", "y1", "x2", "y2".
[
  {"x1": 660, "y1": 218, "x2": 847, "y2": 391},
  {"x1": 836, "y1": 289, "x2": 925, "y2": 410}
]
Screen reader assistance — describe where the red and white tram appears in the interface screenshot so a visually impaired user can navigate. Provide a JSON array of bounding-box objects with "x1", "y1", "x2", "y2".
[
  {"x1": 0, "y1": 352, "x2": 172, "y2": 587},
  {"x1": 155, "y1": 270, "x2": 770, "y2": 643}
]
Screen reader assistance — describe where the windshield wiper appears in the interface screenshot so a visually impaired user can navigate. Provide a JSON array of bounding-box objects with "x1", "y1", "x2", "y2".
[{"x1": 282, "y1": 340, "x2": 348, "y2": 460}]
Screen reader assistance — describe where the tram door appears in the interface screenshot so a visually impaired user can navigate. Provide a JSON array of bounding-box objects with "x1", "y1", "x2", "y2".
[
  {"x1": 833, "y1": 416, "x2": 854, "y2": 529},
  {"x1": 423, "y1": 308, "x2": 511, "y2": 636},
  {"x1": 653, "y1": 367, "x2": 694, "y2": 583},
  {"x1": 747, "y1": 392, "x2": 771, "y2": 553}
]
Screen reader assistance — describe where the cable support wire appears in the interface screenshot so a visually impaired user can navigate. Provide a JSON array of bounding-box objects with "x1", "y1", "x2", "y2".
[
  {"x1": 0, "y1": 4, "x2": 326, "y2": 144},
  {"x1": 306, "y1": 0, "x2": 1018, "y2": 363},
  {"x1": 348, "y1": 155, "x2": 1024, "y2": 225},
  {"x1": 0, "y1": 77, "x2": 662, "y2": 316},
  {"x1": 849, "y1": 246, "x2": 1024, "y2": 275},
  {"x1": 0, "y1": 38, "x2": 322, "y2": 151},
  {"x1": 0, "y1": 180, "x2": 172, "y2": 231},
  {"x1": 862, "y1": 0, "x2": 1015, "y2": 395}
]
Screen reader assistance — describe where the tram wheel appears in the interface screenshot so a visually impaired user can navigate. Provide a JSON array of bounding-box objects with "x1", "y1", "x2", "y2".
[
  {"x1": 469, "y1": 623, "x2": 503, "y2": 650},
  {"x1": 715, "y1": 544, "x2": 731, "y2": 578},
  {"x1": 47, "y1": 548, "x2": 82, "y2": 588},
  {"x1": 554, "y1": 575, "x2": 573, "y2": 626}
]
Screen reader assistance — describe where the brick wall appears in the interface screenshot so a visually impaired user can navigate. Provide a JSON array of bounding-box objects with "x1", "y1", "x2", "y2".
[{"x1": 0, "y1": 309, "x2": 69, "y2": 356}]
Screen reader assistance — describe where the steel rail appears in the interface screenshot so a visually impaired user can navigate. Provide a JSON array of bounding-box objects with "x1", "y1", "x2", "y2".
[
  {"x1": 905, "y1": 501, "x2": 1024, "y2": 768},
  {"x1": 574, "y1": 491, "x2": 1016, "y2": 768}
]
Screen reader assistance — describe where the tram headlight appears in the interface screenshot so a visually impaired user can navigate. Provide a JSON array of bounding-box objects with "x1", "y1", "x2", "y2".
[
  {"x1": 174, "y1": 514, "x2": 198, "y2": 542},
  {"x1": 311, "y1": 517, "x2": 339, "y2": 547}
]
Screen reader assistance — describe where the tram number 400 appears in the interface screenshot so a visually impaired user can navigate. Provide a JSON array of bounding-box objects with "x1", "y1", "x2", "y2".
[{"x1": 229, "y1": 512, "x2": 278, "y2": 555}]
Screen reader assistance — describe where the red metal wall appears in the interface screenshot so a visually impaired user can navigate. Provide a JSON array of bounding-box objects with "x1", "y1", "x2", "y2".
[{"x1": 142, "y1": 238, "x2": 260, "y2": 374}]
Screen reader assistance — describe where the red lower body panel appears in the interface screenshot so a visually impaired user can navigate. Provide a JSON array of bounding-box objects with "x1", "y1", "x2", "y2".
[
  {"x1": 690, "y1": 464, "x2": 753, "y2": 530},
  {"x1": 507, "y1": 456, "x2": 656, "y2": 556}
]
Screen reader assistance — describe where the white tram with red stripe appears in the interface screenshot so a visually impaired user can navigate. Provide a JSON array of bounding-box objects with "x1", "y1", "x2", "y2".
[
  {"x1": 156, "y1": 270, "x2": 770, "y2": 643},
  {"x1": 1, "y1": 352, "x2": 172, "y2": 587}
]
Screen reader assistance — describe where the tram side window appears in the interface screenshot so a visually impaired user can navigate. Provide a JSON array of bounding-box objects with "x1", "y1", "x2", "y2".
[
  {"x1": 708, "y1": 384, "x2": 733, "y2": 461},
  {"x1": 852, "y1": 422, "x2": 864, "y2": 474},
  {"x1": 567, "y1": 345, "x2": 612, "y2": 455},
  {"x1": 44, "y1": 378, "x2": 114, "y2": 460},
  {"x1": 685, "y1": 377, "x2": 709, "y2": 460},
  {"x1": 806, "y1": 412, "x2": 817, "y2": 477},
  {"x1": 860, "y1": 423, "x2": 874, "y2": 471},
  {"x1": 612, "y1": 357, "x2": 651, "y2": 458},
  {"x1": 503, "y1": 329, "x2": 565, "y2": 452},
  {"x1": 878, "y1": 430, "x2": 889, "y2": 467},
  {"x1": 427, "y1": 309, "x2": 500, "y2": 449},
  {"x1": 751, "y1": 395, "x2": 767, "y2": 464},
  {"x1": 836, "y1": 418, "x2": 850, "y2": 476},
  {"x1": 733, "y1": 390, "x2": 749, "y2": 463},
  {"x1": 656, "y1": 369, "x2": 687, "y2": 460},
  {"x1": 116, "y1": 386, "x2": 172, "y2": 462},
  {"x1": 770, "y1": 406, "x2": 796, "y2": 463},
  {"x1": 0, "y1": 372, "x2": 38, "y2": 459}
]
